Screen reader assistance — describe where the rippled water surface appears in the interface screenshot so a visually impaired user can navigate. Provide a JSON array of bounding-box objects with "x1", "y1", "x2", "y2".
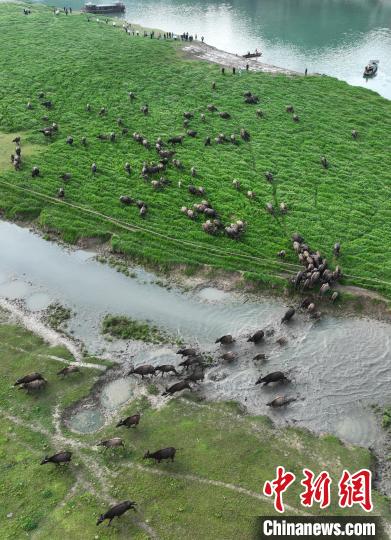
[
  {"x1": 0, "y1": 221, "x2": 390, "y2": 452},
  {"x1": 33, "y1": 0, "x2": 391, "y2": 99}
]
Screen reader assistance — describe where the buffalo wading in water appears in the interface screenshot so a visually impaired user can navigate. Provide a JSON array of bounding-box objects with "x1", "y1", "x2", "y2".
[
  {"x1": 97, "y1": 501, "x2": 136, "y2": 526},
  {"x1": 247, "y1": 330, "x2": 264, "y2": 343},
  {"x1": 281, "y1": 307, "x2": 295, "y2": 323},
  {"x1": 256, "y1": 371, "x2": 289, "y2": 385},
  {"x1": 177, "y1": 347, "x2": 197, "y2": 357},
  {"x1": 266, "y1": 395, "x2": 297, "y2": 407},
  {"x1": 215, "y1": 334, "x2": 235, "y2": 345}
]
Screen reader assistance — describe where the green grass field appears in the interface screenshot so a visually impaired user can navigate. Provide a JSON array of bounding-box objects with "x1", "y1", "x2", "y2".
[
  {"x1": 0, "y1": 318, "x2": 389, "y2": 539},
  {"x1": 0, "y1": 3, "x2": 390, "y2": 298}
]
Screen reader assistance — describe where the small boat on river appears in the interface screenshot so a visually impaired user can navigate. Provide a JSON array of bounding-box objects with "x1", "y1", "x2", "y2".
[
  {"x1": 242, "y1": 51, "x2": 262, "y2": 59},
  {"x1": 84, "y1": 2, "x2": 125, "y2": 13},
  {"x1": 363, "y1": 60, "x2": 379, "y2": 78}
]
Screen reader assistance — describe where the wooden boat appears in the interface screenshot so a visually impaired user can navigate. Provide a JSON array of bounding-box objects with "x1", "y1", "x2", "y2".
[
  {"x1": 242, "y1": 51, "x2": 262, "y2": 59},
  {"x1": 84, "y1": 2, "x2": 125, "y2": 13},
  {"x1": 363, "y1": 60, "x2": 379, "y2": 78}
]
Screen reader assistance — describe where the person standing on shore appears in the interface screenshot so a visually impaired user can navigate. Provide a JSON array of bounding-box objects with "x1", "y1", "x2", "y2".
[
  {"x1": 305, "y1": 68, "x2": 308, "y2": 76},
  {"x1": 201, "y1": 36, "x2": 204, "y2": 43}
]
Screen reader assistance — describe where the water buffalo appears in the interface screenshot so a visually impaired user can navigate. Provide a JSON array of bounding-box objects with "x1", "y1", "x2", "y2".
[
  {"x1": 256, "y1": 109, "x2": 264, "y2": 118},
  {"x1": 248, "y1": 330, "x2": 264, "y2": 343},
  {"x1": 293, "y1": 114, "x2": 299, "y2": 122},
  {"x1": 221, "y1": 351, "x2": 236, "y2": 362},
  {"x1": 207, "y1": 104, "x2": 218, "y2": 112},
  {"x1": 232, "y1": 179, "x2": 241, "y2": 190},
  {"x1": 140, "y1": 104, "x2": 148, "y2": 115},
  {"x1": 116, "y1": 413, "x2": 141, "y2": 428},
  {"x1": 124, "y1": 162, "x2": 132, "y2": 175},
  {"x1": 66, "y1": 136, "x2": 74, "y2": 145},
  {"x1": 204, "y1": 137, "x2": 211, "y2": 146},
  {"x1": 281, "y1": 307, "x2": 295, "y2": 323},
  {"x1": 351, "y1": 129, "x2": 358, "y2": 139},
  {"x1": 41, "y1": 451, "x2": 72, "y2": 465},
  {"x1": 97, "y1": 501, "x2": 136, "y2": 526},
  {"x1": 265, "y1": 171, "x2": 274, "y2": 183},
  {"x1": 240, "y1": 128, "x2": 250, "y2": 141},
  {"x1": 286, "y1": 105, "x2": 294, "y2": 113},
  {"x1": 128, "y1": 91, "x2": 136, "y2": 100},
  {"x1": 119, "y1": 195, "x2": 134, "y2": 205},
  {"x1": 187, "y1": 130, "x2": 197, "y2": 137},
  {"x1": 278, "y1": 250, "x2": 286, "y2": 258},
  {"x1": 179, "y1": 356, "x2": 203, "y2": 369},
  {"x1": 256, "y1": 371, "x2": 288, "y2": 385},
  {"x1": 140, "y1": 205, "x2": 148, "y2": 218},
  {"x1": 12, "y1": 136, "x2": 21, "y2": 144},
  {"x1": 60, "y1": 173, "x2": 71, "y2": 182},
  {"x1": 14, "y1": 372, "x2": 44, "y2": 386},
  {"x1": 91, "y1": 163, "x2": 97, "y2": 174},
  {"x1": 57, "y1": 187, "x2": 65, "y2": 199},
  {"x1": 81, "y1": 136, "x2": 87, "y2": 145},
  {"x1": 183, "y1": 111, "x2": 194, "y2": 119},
  {"x1": 97, "y1": 437, "x2": 124, "y2": 450},
  {"x1": 128, "y1": 364, "x2": 156, "y2": 378},
  {"x1": 245, "y1": 95, "x2": 259, "y2": 104},
  {"x1": 333, "y1": 242, "x2": 341, "y2": 256},
  {"x1": 320, "y1": 283, "x2": 330, "y2": 296},
  {"x1": 331, "y1": 291, "x2": 339, "y2": 302},
  {"x1": 32, "y1": 166, "x2": 40, "y2": 177},
  {"x1": 155, "y1": 365, "x2": 179, "y2": 376},
  {"x1": 20, "y1": 379, "x2": 47, "y2": 392},
  {"x1": 266, "y1": 395, "x2": 296, "y2": 407},
  {"x1": 265, "y1": 202, "x2": 274, "y2": 215},
  {"x1": 280, "y1": 202, "x2": 288, "y2": 214},
  {"x1": 320, "y1": 156, "x2": 329, "y2": 169},
  {"x1": 253, "y1": 353, "x2": 267, "y2": 361},
  {"x1": 215, "y1": 334, "x2": 234, "y2": 345},
  {"x1": 200, "y1": 113, "x2": 206, "y2": 121},
  {"x1": 57, "y1": 365, "x2": 80, "y2": 376},
  {"x1": 86, "y1": 103, "x2": 91, "y2": 111},
  {"x1": 162, "y1": 381, "x2": 191, "y2": 396},
  {"x1": 190, "y1": 167, "x2": 197, "y2": 177},
  {"x1": 177, "y1": 347, "x2": 197, "y2": 357},
  {"x1": 219, "y1": 111, "x2": 230, "y2": 119},
  {"x1": 144, "y1": 447, "x2": 176, "y2": 463},
  {"x1": 168, "y1": 135, "x2": 184, "y2": 145},
  {"x1": 42, "y1": 100, "x2": 53, "y2": 109}
]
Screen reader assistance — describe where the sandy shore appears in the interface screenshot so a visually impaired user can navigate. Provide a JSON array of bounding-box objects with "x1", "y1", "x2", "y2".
[{"x1": 181, "y1": 41, "x2": 300, "y2": 75}]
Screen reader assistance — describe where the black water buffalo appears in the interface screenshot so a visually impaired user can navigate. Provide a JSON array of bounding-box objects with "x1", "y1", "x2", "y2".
[
  {"x1": 97, "y1": 438, "x2": 124, "y2": 450},
  {"x1": 266, "y1": 395, "x2": 296, "y2": 407},
  {"x1": 116, "y1": 413, "x2": 141, "y2": 428},
  {"x1": 256, "y1": 371, "x2": 288, "y2": 385},
  {"x1": 14, "y1": 372, "x2": 44, "y2": 386},
  {"x1": 41, "y1": 451, "x2": 72, "y2": 465},
  {"x1": 144, "y1": 447, "x2": 176, "y2": 463},
  {"x1": 215, "y1": 334, "x2": 234, "y2": 344},
  {"x1": 162, "y1": 381, "x2": 191, "y2": 396},
  {"x1": 97, "y1": 501, "x2": 136, "y2": 526},
  {"x1": 57, "y1": 365, "x2": 80, "y2": 376},
  {"x1": 176, "y1": 347, "x2": 197, "y2": 357},
  {"x1": 128, "y1": 364, "x2": 156, "y2": 378},
  {"x1": 281, "y1": 307, "x2": 295, "y2": 323},
  {"x1": 247, "y1": 330, "x2": 264, "y2": 343}
]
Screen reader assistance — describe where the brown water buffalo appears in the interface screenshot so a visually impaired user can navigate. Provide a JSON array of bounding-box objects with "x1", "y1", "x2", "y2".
[
  {"x1": 116, "y1": 413, "x2": 141, "y2": 428},
  {"x1": 144, "y1": 447, "x2": 176, "y2": 463},
  {"x1": 162, "y1": 381, "x2": 191, "y2": 396},
  {"x1": 248, "y1": 330, "x2": 264, "y2": 343},
  {"x1": 215, "y1": 334, "x2": 235, "y2": 345},
  {"x1": 256, "y1": 371, "x2": 288, "y2": 385},
  {"x1": 128, "y1": 364, "x2": 156, "y2": 378},
  {"x1": 97, "y1": 438, "x2": 124, "y2": 450},
  {"x1": 57, "y1": 365, "x2": 80, "y2": 376},
  {"x1": 281, "y1": 307, "x2": 295, "y2": 323},
  {"x1": 41, "y1": 451, "x2": 72, "y2": 465}
]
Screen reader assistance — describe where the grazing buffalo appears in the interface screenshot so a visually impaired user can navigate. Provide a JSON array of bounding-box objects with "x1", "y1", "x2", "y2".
[
  {"x1": 140, "y1": 105, "x2": 148, "y2": 115},
  {"x1": 14, "y1": 372, "x2": 44, "y2": 386},
  {"x1": 333, "y1": 242, "x2": 341, "y2": 257},
  {"x1": 281, "y1": 307, "x2": 295, "y2": 323},
  {"x1": 97, "y1": 438, "x2": 124, "y2": 450},
  {"x1": 292, "y1": 114, "x2": 299, "y2": 122},
  {"x1": 278, "y1": 250, "x2": 286, "y2": 258},
  {"x1": 219, "y1": 111, "x2": 230, "y2": 119},
  {"x1": 187, "y1": 130, "x2": 197, "y2": 137},
  {"x1": 124, "y1": 162, "x2": 132, "y2": 174},
  {"x1": 207, "y1": 104, "x2": 218, "y2": 112},
  {"x1": 60, "y1": 173, "x2": 71, "y2": 181},
  {"x1": 57, "y1": 188, "x2": 65, "y2": 199},
  {"x1": 144, "y1": 447, "x2": 176, "y2": 463},
  {"x1": 66, "y1": 136, "x2": 73, "y2": 145},
  {"x1": 155, "y1": 365, "x2": 179, "y2": 376},
  {"x1": 240, "y1": 128, "x2": 250, "y2": 141},
  {"x1": 57, "y1": 365, "x2": 80, "y2": 376},
  {"x1": 41, "y1": 451, "x2": 72, "y2": 465},
  {"x1": 320, "y1": 156, "x2": 329, "y2": 169},
  {"x1": 256, "y1": 371, "x2": 288, "y2": 385},
  {"x1": 215, "y1": 334, "x2": 234, "y2": 345},
  {"x1": 116, "y1": 413, "x2": 141, "y2": 428},
  {"x1": 91, "y1": 163, "x2": 97, "y2": 174},
  {"x1": 81, "y1": 137, "x2": 87, "y2": 145},
  {"x1": 120, "y1": 195, "x2": 134, "y2": 205},
  {"x1": 351, "y1": 129, "x2": 358, "y2": 140},
  {"x1": 248, "y1": 330, "x2": 264, "y2": 343},
  {"x1": 12, "y1": 136, "x2": 21, "y2": 144},
  {"x1": 286, "y1": 105, "x2": 294, "y2": 113},
  {"x1": 32, "y1": 166, "x2": 40, "y2": 177},
  {"x1": 97, "y1": 501, "x2": 136, "y2": 526},
  {"x1": 266, "y1": 395, "x2": 296, "y2": 407},
  {"x1": 204, "y1": 137, "x2": 211, "y2": 146},
  {"x1": 183, "y1": 111, "x2": 194, "y2": 119},
  {"x1": 20, "y1": 379, "x2": 47, "y2": 392},
  {"x1": 177, "y1": 347, "x2": 197, "y2": 357},
  {"x1": 128, "y1": 92, "x2": 136, "y2": 100},
  {"x1": 162, "y1": 381, "x2": 191, "y2": 396},
  {"x1": 128, "y1": 365, "x2": 155, "y2": 378},
  {"x1": 168, "y1": 135, "x2": 184, "y2": 145}
]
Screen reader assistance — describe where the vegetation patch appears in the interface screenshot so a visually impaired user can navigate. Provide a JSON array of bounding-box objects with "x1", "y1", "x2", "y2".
[
  {"x1": 42, "y1": 302, "x2": 72, "y2": 330},
  {"x1": 102, "y1": 314, "x2": 170, "y2": 343}
]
